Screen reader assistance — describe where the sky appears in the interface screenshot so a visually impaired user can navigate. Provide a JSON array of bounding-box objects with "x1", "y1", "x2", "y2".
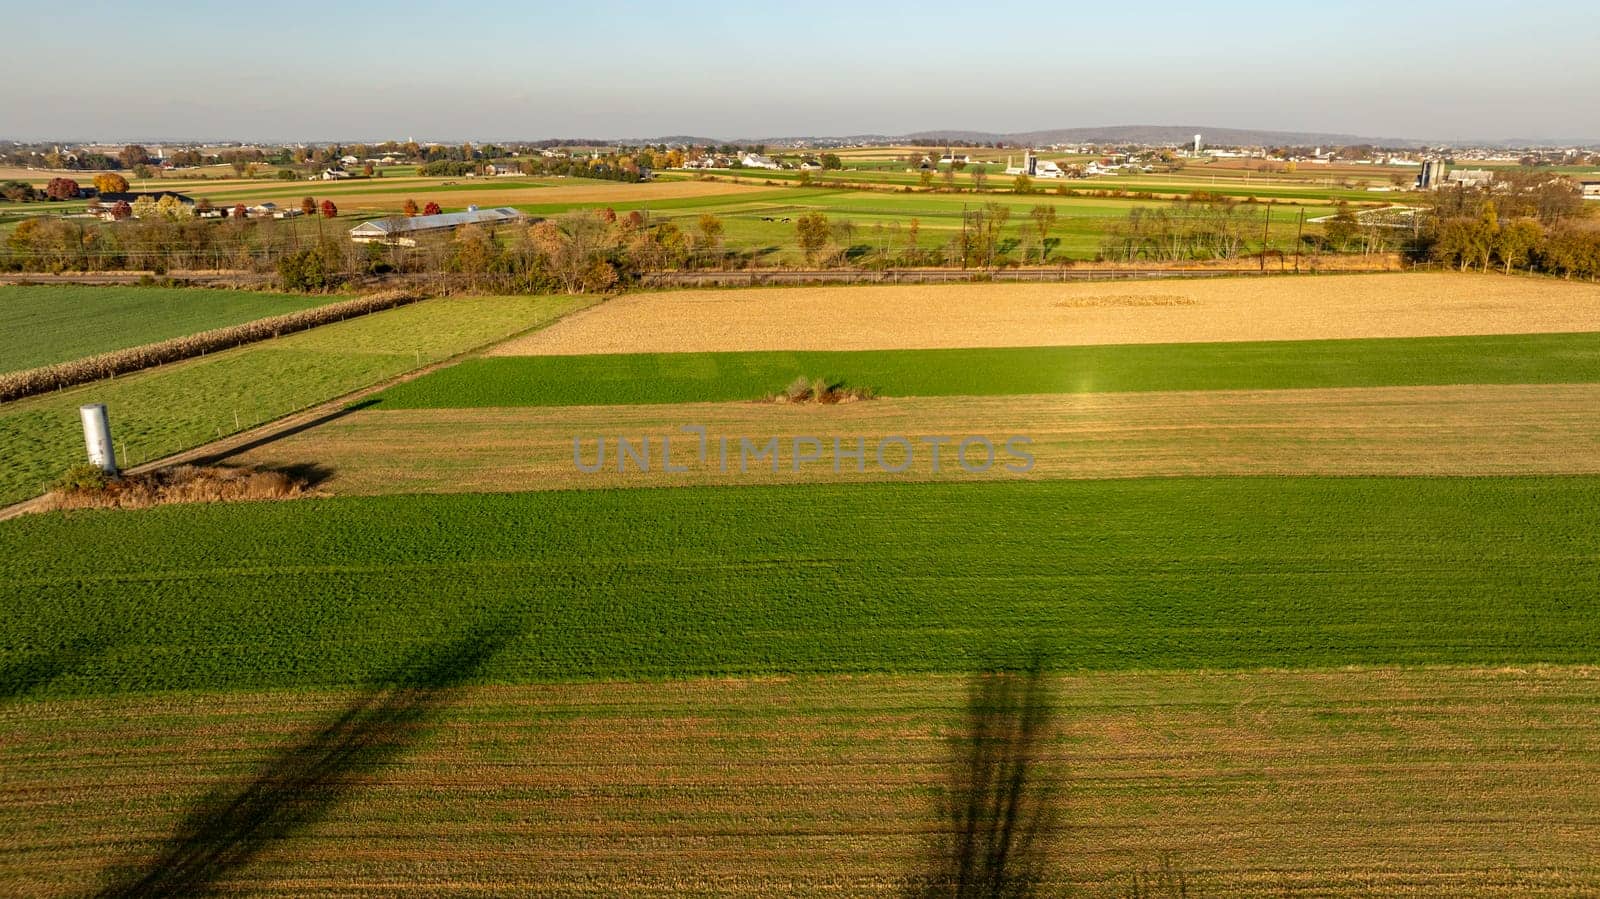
[{"x1": 4, "y1": 0, "x2": 1595, "y2": 143}]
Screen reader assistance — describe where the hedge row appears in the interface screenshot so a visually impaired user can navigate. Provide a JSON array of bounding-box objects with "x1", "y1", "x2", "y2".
[{"x1": 0, "y1": 290, "x2": 421, "y2": 403}]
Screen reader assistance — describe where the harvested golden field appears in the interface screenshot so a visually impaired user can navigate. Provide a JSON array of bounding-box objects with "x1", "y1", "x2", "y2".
[
  {"x1": 0, "y1": 165, "x2": 63, "y2": 181},
  {"x1": 227, "y1": 383, "x2": 1600, "y2": 495},
  {"x1": 491, "y1": 273, "x2": 1600, "y2": 355},
  {"x1": 5, "y1": 668, "x2": 1599, "y2": 896}
]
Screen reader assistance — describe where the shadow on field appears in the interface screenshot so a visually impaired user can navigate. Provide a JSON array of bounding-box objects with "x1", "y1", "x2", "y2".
[
  {"x1": 0, "y1": 629, "x2": 118, "y2": 703},
  {"x1": 198, "y1": 398, "x2": 378, "y2": 465},
  {"x1": 93, "y1": 621, "x2": 512, "y2": 898},
  {"x1": 257, "y1": 461, "x2": 337, "y2": 490},
  {"x1": 904, "y1": 651, "x2": 1061, "y2": 899}
]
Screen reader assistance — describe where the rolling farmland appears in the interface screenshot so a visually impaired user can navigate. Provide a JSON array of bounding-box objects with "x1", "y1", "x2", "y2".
[
  {"x1": 5, "y1": 4, "x2": 1599, "y2": 893},
  {"x1": 2, "y1": 156, "x2": 1413, "y2": 267},
  {"x1": 4, "y1": 271, "x2": 1600, "y2": 894}
]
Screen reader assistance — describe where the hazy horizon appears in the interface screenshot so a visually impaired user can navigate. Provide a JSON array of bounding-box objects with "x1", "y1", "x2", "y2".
[{"x1": 4, "y1": 0, "x2": 1595, "y2": 144}]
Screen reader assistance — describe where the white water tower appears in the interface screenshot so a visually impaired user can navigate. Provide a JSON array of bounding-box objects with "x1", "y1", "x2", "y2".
[
  {"x1": 79, "y1": 404, "x2": 118, "y2": 474},
  {"x1": 1193, "y1": 133, "x2": 1203, "y2": 154}
]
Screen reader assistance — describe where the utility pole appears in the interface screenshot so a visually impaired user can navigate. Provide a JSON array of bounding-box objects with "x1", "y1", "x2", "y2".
[
  {"x1": 1259, "y1": 206, "x2": 1272, "y2": 272},
  {"x1": 1294, "y1": 207, "x2": 1305, "y2": 274},
  {"x1": 960, "y1": 203, "x2": 968, "y2": 271}
]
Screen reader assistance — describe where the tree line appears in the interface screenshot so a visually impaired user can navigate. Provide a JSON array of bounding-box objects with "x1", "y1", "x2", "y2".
[{"x1": 1416, "y1": 175, "x2": 1600, "y2": 279}]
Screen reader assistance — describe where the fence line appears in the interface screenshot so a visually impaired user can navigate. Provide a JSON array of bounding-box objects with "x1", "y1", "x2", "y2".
[{"x1": 637, "y1": 266, "x2": 1394, "y2": 288}]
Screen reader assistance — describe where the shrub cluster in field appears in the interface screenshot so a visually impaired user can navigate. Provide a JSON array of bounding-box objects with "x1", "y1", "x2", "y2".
[
  {"x1": 371, "y1": 332, "x2": 1600, "y2": 409},
  {"x1": 45, "y1": 463, "x2": 311, "y2": 510},
  {"x1": 0, "y1": 290, "x2": 419, "y2": 402},
  {"x1": 3, "y1": 478, "x2": 1598, "y2": 697},
  {"x1": 775, "y1": 375, "x2": 875, "y2": 404}
]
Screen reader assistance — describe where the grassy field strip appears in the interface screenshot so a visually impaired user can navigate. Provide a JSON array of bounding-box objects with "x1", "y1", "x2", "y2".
[
  {"x1": 236, "y1": 384, "x2": 1600, "y2": 495},
  {"x1": 4, "y1": 669, "x2": 1598, "y2": 896},
  {"x1": 491, "y1": 275, "x2": 1600, "y2": 356},
  {"x1": 378, "y1": 332, "x2": 1600, "y2": 408},
  {"x1": 0, "y1": 295, "x2": 592, "y2": 506},
  {"x1": 2, "y1": 478, "x2": 1597, "y2": 694},
  {"x1": 0, "y1": 286, "x2": 328, "y2": 373}
]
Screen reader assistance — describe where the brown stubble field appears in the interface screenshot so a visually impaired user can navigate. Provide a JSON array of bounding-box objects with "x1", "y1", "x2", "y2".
[
  {"x1": 226, "y1": 383, "x2": 1600, "y2": 495},
  {"x1": 490, "y1": 273, "x2": 1600, "y2": 356},
  {"x1": 5, "y1": 668, "x2": 1599, "y2": 896}
]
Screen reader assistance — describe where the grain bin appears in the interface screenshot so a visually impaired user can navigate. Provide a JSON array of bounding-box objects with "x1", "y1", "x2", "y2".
[{"x1": 79, "y1": 403, "x2": 117, "y2": 474}]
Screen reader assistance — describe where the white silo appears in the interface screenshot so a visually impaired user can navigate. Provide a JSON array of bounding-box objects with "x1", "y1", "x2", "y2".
[{"x1": 79, "y1": 404, "x2": 118, "y2": 474}]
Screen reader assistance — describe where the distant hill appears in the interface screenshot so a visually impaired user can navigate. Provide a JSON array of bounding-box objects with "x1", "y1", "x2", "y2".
[
  {"x1": 919, "y1": 125, "x2": 1424, "y2": 148},
  {"x1": 621, "y1": 125, "x2": 1595, "y2": 150}
]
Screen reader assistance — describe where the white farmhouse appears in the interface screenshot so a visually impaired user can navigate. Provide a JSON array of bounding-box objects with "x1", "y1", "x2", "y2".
[{"x1": 739, "y1": 152, "x2": 781, "y2": 170}]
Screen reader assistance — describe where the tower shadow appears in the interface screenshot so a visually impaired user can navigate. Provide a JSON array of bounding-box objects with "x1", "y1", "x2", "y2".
[
  {"x1": 0, "y1": 630, "x2": 118, "y2": 703},
  {"x1": 906, "y1": 652, "x2": 1060, "y2": 898},
  {"x1": 93, "y1": 622, "x2": 513, "y2": 897}
]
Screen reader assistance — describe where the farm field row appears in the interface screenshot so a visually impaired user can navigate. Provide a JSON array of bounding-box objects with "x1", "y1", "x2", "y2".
[
  {"x1": 6, "y1": 668, "x2": 1599, "y2": 896},
  {"x1": 0, "y1": 285, "x2": 326, "y2": 373},
  {"x1": 496, "y1": 274, "x2": 1600, "y2": 355},
  {"x1": 0, "y1": 295, "x2": 591, "y2": 506},
  {"x1": 381, "y1": 332, "x2": 1600, "y2": 408},
  {"x1": 696, "y1": 166, "x2": 1394, "y2": 203},
  {"x1": 3, "y1": 477, "x2": 1598, "y2": 696},
  {"x1": 129, "y1": 182, "x2": 1325, "y2": 266},
  {"x1": 238, "y1": 384, "x2": 1600, "y2": 495},
  {"x1": 636, "y1": 197, "x2": 1330, "y2": 265},
  {"x1": 185, "y1": 177, "x2": 766, "y2": 212},
  {"x1": 1, "y1": 177, "x2": 1370, "y2": 267}
]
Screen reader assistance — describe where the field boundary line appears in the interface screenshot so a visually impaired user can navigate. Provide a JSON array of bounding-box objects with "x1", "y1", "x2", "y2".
[{"x1": 637, "y1": 267, "x2": 1399, "y2": 288}]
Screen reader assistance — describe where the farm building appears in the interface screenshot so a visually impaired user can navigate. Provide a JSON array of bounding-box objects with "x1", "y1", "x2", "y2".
[
  {"x1": 249, "y1": 202, "x2": 302, "y2": 218},
  {"x1": 348, "y1": 206, "x2": 526, "y2": 246},
  {"x1": 95, "y1": 191, "x2": 195, "y2": 207},
  {"x1": 1004, "y1": 150, "x2": 1066, "y2": 179},
  {"x1": 739, "y1": 152, "x2": 781, "y2": 170},
  {"x1": 1580, "y1": 180, "x2": 1600, "y2": 200},
  {"x1": 1446, "y1": 169, "x2": 1494, "y2": 188}
]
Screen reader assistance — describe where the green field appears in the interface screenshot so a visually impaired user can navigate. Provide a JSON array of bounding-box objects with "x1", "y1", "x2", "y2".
[
  {"x1": 4, "y1": 477, "x2": 1598, "y2": 697},
  {"x1": 3, "y1": 161, "x2": 1392, "y2": 268},
  {"x1": 0, "y1": 285, "x2": 326, "y2": 373},
  {"x1": 696, "y1": 166, "x2": 1393, "y2": 203},
  {"x1": 371, "y1": 331, "x2": 1600, "y2": 408},
  {"x1": 513, "y1": 186, "x2": 1335, "y2": 264},
  {"x1": 0, "y1": 294, "x2": 590, "y2": 505}
]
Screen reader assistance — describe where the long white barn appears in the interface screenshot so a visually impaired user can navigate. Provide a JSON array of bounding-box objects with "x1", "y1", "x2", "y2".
[{"x1": 349, "y1": 206, "x2": 525, "y2": 245}]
